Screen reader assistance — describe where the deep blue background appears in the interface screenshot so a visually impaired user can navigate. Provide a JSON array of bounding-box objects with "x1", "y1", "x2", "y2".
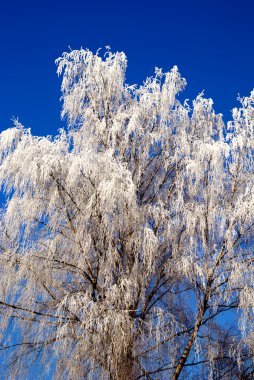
[
  {"x1": 0, "y1": 0, "x2": 254, "y2": 136},
  {"x1": 0, "y1": 1, "x2": 253, "y2": 377}
]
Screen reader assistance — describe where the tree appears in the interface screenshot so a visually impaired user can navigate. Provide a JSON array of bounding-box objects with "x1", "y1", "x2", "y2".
[{"x1": 0, "y1": 47, "x2": 254, "y2": 380}]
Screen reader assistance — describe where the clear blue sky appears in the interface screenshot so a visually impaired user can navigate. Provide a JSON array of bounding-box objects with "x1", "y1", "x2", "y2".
[
  {"x1": 0, "y1": 0, "x2": 254, "y2": 136},
  {"x1": 0, "y1": 2, "x2": 252, "y2": 376}
]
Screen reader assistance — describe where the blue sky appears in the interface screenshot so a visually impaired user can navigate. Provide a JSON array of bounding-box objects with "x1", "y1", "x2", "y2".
[
  {"x1": 0, "y1": 2, "x2": 253, "y2": 376},
  {"x1": 0, "y1": 0, "x2": 254, "y2": 136}
]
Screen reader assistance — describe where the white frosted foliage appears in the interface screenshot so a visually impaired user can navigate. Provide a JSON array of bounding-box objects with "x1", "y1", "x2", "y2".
[{"x1": 0, "y1": 48, "x2": 253, "y2": 379}]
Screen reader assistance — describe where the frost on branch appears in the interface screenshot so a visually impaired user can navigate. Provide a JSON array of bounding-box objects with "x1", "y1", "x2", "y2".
[{"x1": 0, "y1": 48, "x2": 254, "y2": 379}]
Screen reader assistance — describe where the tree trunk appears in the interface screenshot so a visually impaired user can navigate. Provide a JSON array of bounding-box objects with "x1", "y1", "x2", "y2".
[
  {"x1": 172, "y1": 299, "x2": 207, "y2": 380},
  {"x1": 113, "y1": 348, "x2": 136, "y2": 380}
]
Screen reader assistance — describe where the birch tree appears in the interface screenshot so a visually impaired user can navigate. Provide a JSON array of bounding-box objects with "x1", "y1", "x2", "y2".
[{"x1": 0, "y1": 47, "x2": 254, "y2": 379}]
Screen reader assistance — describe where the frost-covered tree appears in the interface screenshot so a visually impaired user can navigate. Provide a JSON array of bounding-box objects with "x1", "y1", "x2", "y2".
[{"x1": 0, "y1": 47, "x2": 254, "y2": 380}]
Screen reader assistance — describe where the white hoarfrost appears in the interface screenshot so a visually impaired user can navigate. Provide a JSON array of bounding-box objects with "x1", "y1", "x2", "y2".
[{"x1": 0, "y1": 48, "x2": 253, "y2": 379}]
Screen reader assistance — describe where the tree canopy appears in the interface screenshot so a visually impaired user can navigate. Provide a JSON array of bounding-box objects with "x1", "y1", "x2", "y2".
[{"x1": 0, "y1": 48, "x2": 254, "y2": 379}]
